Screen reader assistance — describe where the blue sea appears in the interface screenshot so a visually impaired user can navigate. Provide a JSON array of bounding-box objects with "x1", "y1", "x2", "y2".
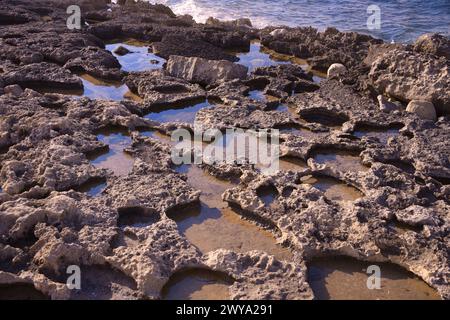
[{"x1": 146, "y1": 0, "x2": 450, "y2": 43}]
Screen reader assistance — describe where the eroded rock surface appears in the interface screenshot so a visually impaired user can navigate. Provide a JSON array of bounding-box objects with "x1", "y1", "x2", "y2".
[
  {"x1": 0, "y1": 0, "x2": 448, "y2": 301},
  {"x1": 368, "y1": 49, "x2": 450, "y2": 116},
  {"x1": 167, "y1": 55, "x2": 248, "y2": 86}
]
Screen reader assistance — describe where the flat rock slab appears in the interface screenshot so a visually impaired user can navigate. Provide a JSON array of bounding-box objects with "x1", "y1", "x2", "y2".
[
  {"x1": 2, "y1": 62, "x2": 83, "y2": 90},
  {"x1": 167, "y1": 55, "x2": 248, "y2": 86},
  {"x1": 125, "y1": 70, "x2": 206, "y2": 110},
  {"x1": 153, "y1": 34, "x2": 238, "y2": 62}
]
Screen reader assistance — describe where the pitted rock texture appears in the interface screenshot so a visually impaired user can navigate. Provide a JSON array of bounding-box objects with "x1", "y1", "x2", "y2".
[
  {"x1": 368, "y1": 49, "x2": 450, "y2": 116},
  {"x1": 125, "y1": 70, "x2": 206, "y2": 111},
  {"x1": 414, "y1": 33, "x2": 450, "y2": 60},
  {"x1": 250, "y1": 64, "x2": 318, "y2": 99},
  {"x1": 260, "y1": 26, "x2": 382, "y2": 72},
  {"x1": 2, "y1": 62, "x2": 83, "y2": 91},
  {"x1": 203, "y1": 250, "x2": 313, "y2": 300},
  {"x1": 0, "y1": 0, "x2": 448, "y2": 301},
  {"x1": 167, "y1": 55, "x2": 248, "y2": 86}
]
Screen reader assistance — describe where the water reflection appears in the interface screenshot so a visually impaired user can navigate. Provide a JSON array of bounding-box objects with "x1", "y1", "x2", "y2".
[
  {"x1": 80, "y1": 74, "x2": 129, "y2": 100},
  {"x1": 161, "y1": 269, "x2": 233, "y2": 300},
  {"x1": 145, "y1": 100, "x2": 212, "y2": 124},
  {"x1": 167, "y1": 165, "x2": 292, "y2": 260}
]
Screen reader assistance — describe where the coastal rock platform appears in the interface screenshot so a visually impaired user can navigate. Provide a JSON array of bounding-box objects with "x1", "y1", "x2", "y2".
[{"x1": 0, "y1": 0, "x2": 448, "y2": 300}]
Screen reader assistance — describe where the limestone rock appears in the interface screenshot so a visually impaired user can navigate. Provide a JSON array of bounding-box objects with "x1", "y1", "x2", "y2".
[
  {"x1": 124, "y1": 70, "x2": 206, "y2": 110},
  {"x1": 204, "y1": 250, "x2": 314, "y2": 300},
  {"x1": 113, "y1": 46, "x2": 131, "y2": 56},
  {"x1": 414, "y1": 33, "x2": 450, "y2": 60},
  {"x1": 153, "y1": 34, "x2": 238, "y2": 62},
  {"x1": 368, "y1": 49, "x2": 450, "y2": 116},
  {"x1": 327, "y1": 63, "x2": 347, "y2": 79},
  {"x1": 364, "y1": 43, "x2": 406, "y2": 66},
  {"x1": 406, "y1": 100, "x2": 437, "y2": 121},
  {"x1": 3, "y1": 62, "x2": 83, "y2": 91},
  {"x1": 64, "y1": 46, "x2": 122, "y2": 80},
  {"x1": 167, "y1": 55, "x2": 248, "y2": 86},
  {"x1": 378, "y1": 95, "x2": 401, "y2": 112},
  {"x1": 206, "y1": 17, "x2": 253, "y2": 28},
  {"x1": 261, "y1": 26, "x2": 382, "y2": 71},
  {"x1": 270, "y1": 28, "x2": 288, "y2": 37}
]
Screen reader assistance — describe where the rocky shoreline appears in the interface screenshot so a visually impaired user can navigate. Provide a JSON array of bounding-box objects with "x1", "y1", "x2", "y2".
[{"x1": 0, "y1": 0, "x2": 449, "y2": 300}]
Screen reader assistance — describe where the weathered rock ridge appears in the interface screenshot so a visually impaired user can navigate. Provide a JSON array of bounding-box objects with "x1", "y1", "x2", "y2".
[{"x1": 0, "y1": 0, "x2": 448, "y2": 300}]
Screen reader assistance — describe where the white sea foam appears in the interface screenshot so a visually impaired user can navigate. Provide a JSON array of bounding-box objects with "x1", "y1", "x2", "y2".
[
  {"x1": 146, "y1": 0, "x2": 276, "y2": 28},
  {"x1": 140, "y1": 0, "x2": 449, "y2": 42}
]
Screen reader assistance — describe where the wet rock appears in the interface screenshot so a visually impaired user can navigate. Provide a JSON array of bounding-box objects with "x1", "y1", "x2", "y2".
[
  {"x1": 406, "y1": 100, "x2": 437, "y2": 121},
  {"x1": 0, "y1": 137, "x2": 105, "y2": 195},
  {"x1": 84, "y1": 10, "x2": 112, "y2": 23},
  {"x1": 206, "y1": 79, "x2": 249, "y2": 103},
  {"x1": 0, "y1": 271, "x2": 50, "y2": 299},
  {"x1": 167, "y1": 55, "x2": 248, "y2": 86},
  {"x1": 21, "y1": 53, "x2": 44, "y2": 65},
  {"x1": 254, "y1": 64, "x2": 313, "y2": 82},
  {"x1": 126, "y1": 137, "x2": 173, "y2": 172},
  {"x1": 4, "y1": 85, "x2": 23, "y2": 97},
  {"x1": 362, "y1": 121, "x2": 450, "y2": 181},
  {"x1": 222, "y1": 166, "x2": 449, "y2": 298},
  {"x1": 176, "y1": 14, "x2": 195, "y2": 26},
  {"x1": 0, "y1": 198, "x2": 46, "y2": 242},
  {"x1": 252, "y1": 64, "x2": 315, "y2": 98},
  {"x1": 414, "y1": 33, "x2": 450, "y2": 60},
  {"x1": 0, "y1": 29, "x2": 105, "y2": 67},
  {"x1": 0, "y1": 94, "x2": 148, "y2": 195},
  {"x1": 153, "y1": 34, "x2": 238, "y2": 62},
  {"x1": 327, "y1": 63, "x2": 347, "y2": 79},
  {"x1": 30, "y1": 223, "x2": 105, "y2": 276},
  {"x1": 18, "y1": 269, "x2": 71, "y2": 300},
  {"x1": 261, "y1": 26, "x2": 382, "y2": 71},
  {"x1": 293, "y1": 79, "x2": 320, "y2": 94},
  {"x1": 368, "y1": 49, "x2": 450, "y2": 116},
  {"x1": 113, "y1": 46, "x2": 131, "y2": 56}
]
